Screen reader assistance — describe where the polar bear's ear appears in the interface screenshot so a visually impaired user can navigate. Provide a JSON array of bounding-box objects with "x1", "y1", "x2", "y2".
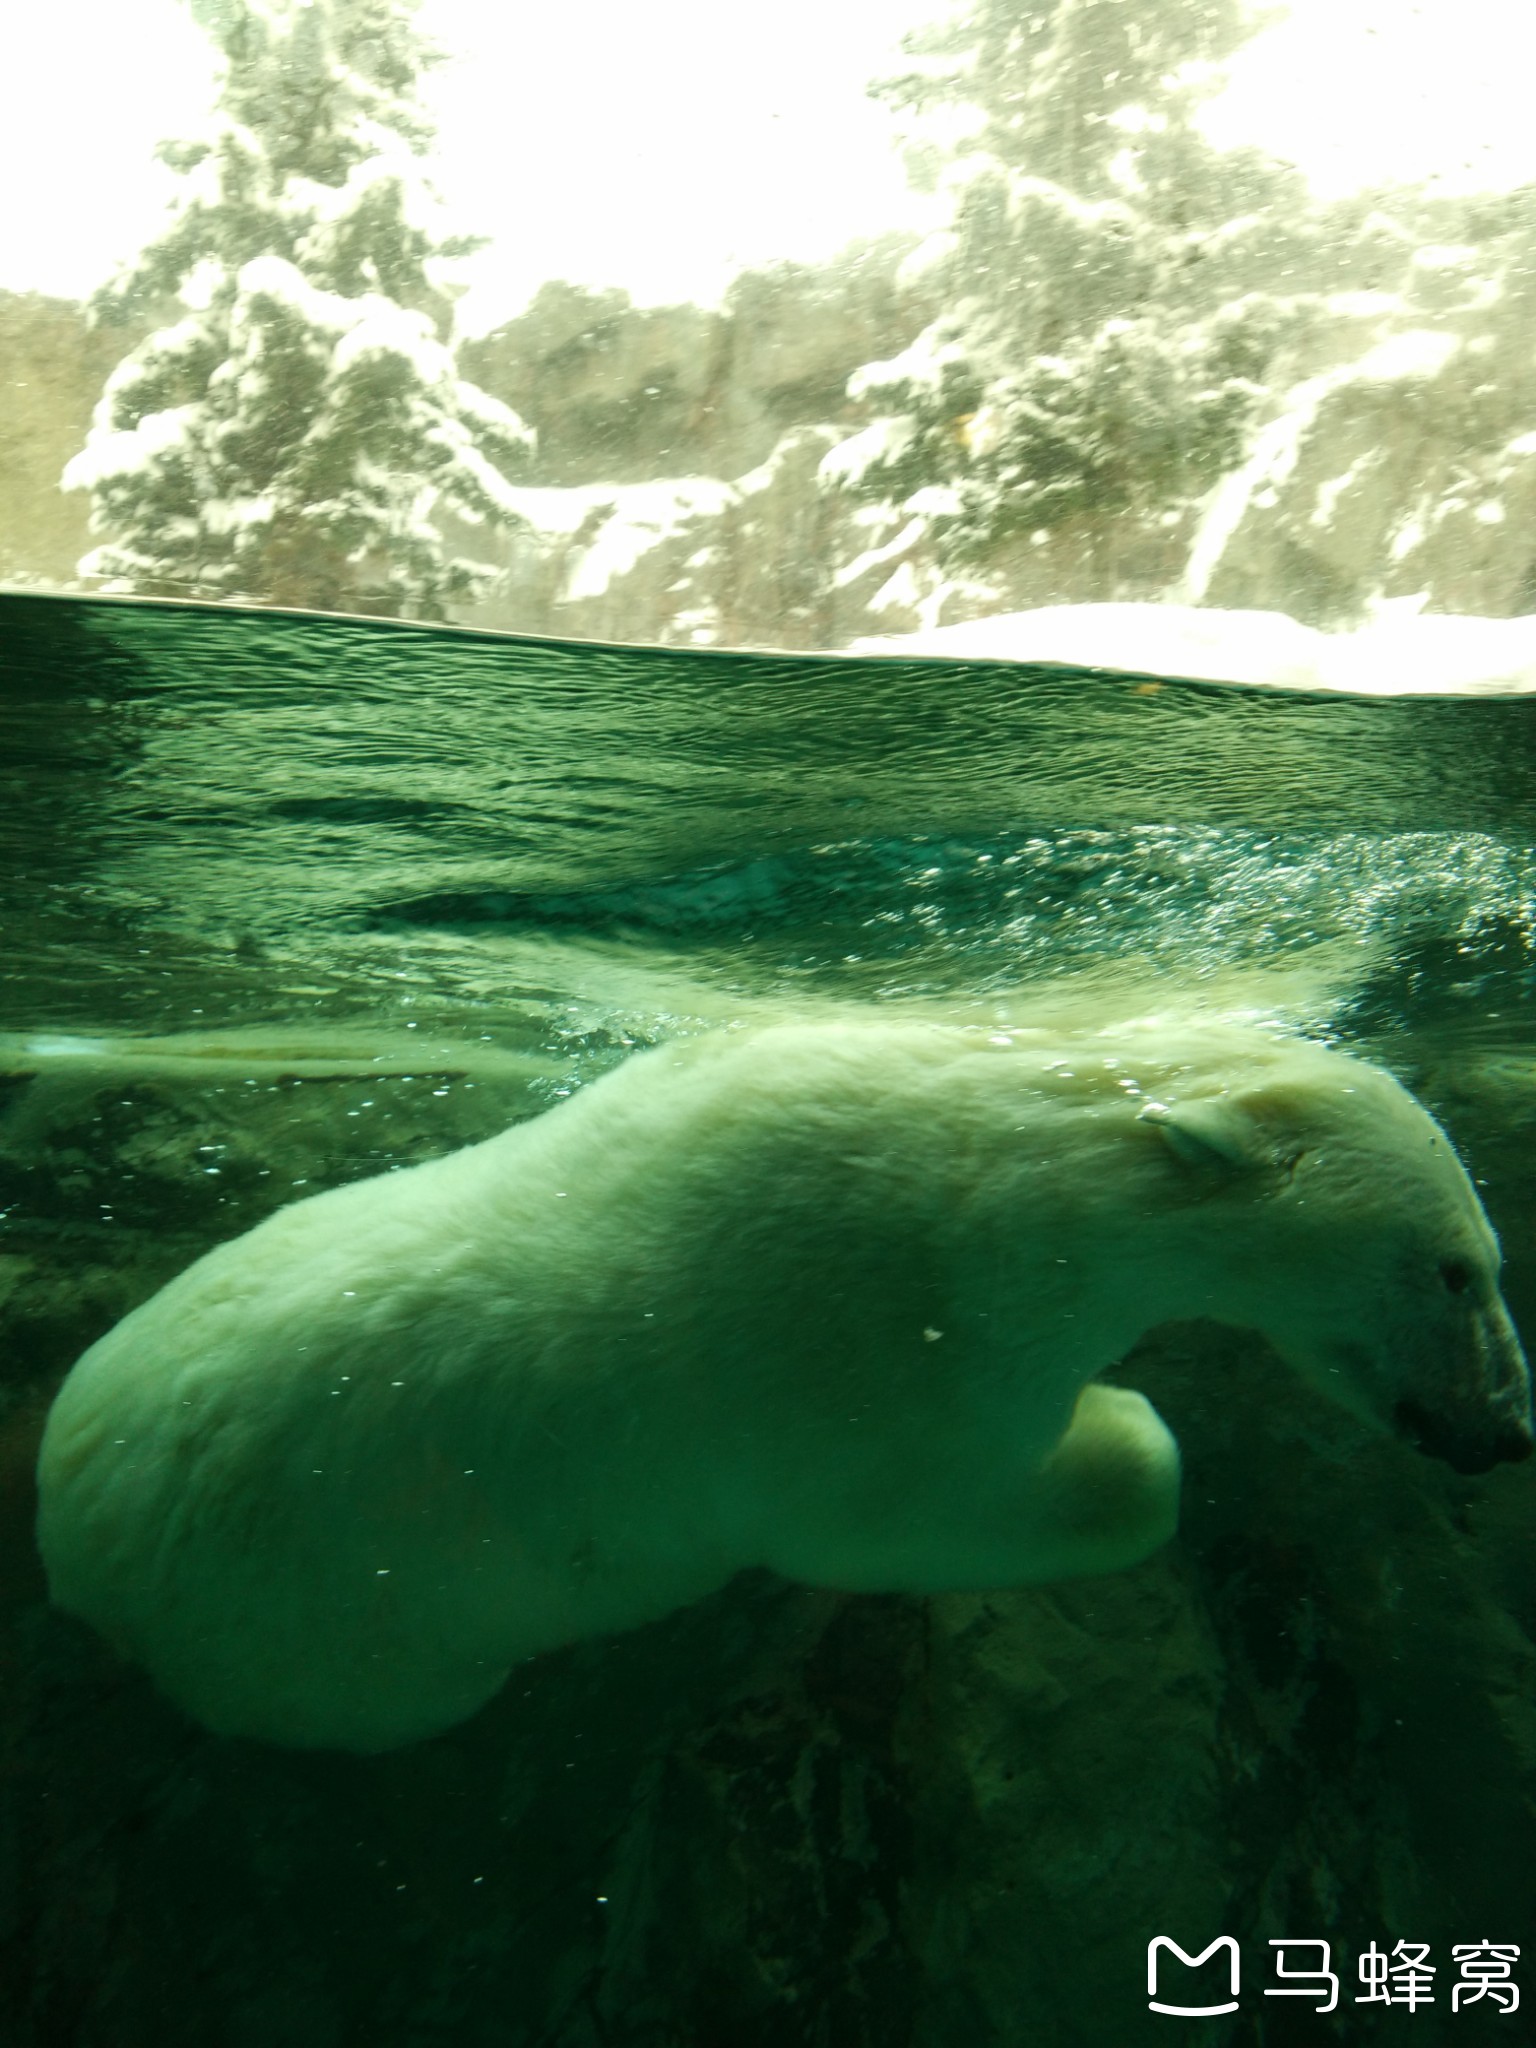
[{"x1": 1139, "y1": 1096, "x2": 1272, "y2": 1173}]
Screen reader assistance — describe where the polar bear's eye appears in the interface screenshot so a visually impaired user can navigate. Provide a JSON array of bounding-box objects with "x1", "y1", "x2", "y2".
[{"x1": 1439, "y1": 1258, "x2": 1473, "y2": 1296}]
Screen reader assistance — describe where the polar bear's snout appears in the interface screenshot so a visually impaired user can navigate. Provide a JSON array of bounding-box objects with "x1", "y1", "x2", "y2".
[
  {"x1": 1392, "y1": 1299, "x2": 1534, "y2": 1474},
  {"x1": 1393, "y1": 1398, "x2": 1533, "y2": 1474}
]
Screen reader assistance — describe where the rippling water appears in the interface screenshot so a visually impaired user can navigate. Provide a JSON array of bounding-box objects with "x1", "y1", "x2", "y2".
[{"x1": 5, "y1": 592, "x2": 1536, "y2": 1061}]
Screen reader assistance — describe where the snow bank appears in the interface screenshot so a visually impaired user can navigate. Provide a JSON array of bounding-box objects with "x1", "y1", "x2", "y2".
[
  {"x1": 561, "y1": 480, "x2": 735, "y2": 603},
  {"x1": 494, "y1": 478, "x2": 737, "y2": 604},
  {"x1": 1180, "y1": 329, "x2": 1464, "y2": 605},
  {"x1": 849, "y1": 601, "x2": 1536, "y2": 696}
]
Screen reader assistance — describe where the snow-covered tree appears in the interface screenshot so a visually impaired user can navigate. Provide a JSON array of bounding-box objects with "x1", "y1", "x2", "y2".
[
  {"x1": 827, "y1": 0, "x2": 1314, "y2": 569},
  {"x1": 64, "y1": 0, "x2": 532, "y2": 617}
]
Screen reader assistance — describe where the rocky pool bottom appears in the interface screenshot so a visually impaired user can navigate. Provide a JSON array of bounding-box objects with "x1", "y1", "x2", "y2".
[{"x1": 0, "y1": 1027, "x2": 1533, "y2": 2048}]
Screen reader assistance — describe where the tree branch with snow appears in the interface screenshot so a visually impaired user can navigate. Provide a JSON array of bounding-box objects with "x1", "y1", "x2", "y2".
[{"x1": 64, "y1": 0, "x2": 533, "y2": 619}]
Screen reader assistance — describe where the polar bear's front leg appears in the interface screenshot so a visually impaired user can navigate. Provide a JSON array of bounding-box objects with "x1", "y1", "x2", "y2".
[
  {"x1": 777, "y1": 1381, "x2": 1183, "y2": 1596},
  {"x1": 1011, "y1": 1382, "x2": 1182, "y2": 1582}
]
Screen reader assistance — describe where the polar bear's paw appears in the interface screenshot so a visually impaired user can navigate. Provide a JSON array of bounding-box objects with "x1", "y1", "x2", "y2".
[{"x1": 1017, "y1": 1383, "x2": 1181, "y2": 1581}]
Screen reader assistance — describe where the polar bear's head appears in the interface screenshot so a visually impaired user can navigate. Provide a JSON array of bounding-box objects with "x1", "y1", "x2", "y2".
[{"x1": 1142, "y1": 1053, "x2": 1533, "y2": 1475}]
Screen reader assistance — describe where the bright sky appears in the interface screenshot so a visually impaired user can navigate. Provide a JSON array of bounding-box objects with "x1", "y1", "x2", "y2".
[
  {"x1": 6, "y1": 0, "x2": 1536, "y2": 332},
  {"x1": 1203, "y1": 0, "x2": 1536, "y2": 199}
]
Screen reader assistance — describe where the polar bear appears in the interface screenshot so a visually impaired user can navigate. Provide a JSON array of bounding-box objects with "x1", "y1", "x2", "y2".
[{"x1": 36, "y1": 1019, "x2": 1532, "y2": 1751}]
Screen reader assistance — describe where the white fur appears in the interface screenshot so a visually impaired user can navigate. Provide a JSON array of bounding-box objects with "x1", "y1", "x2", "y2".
[{"x1": 36, "y1": 1019, "x2": 1530, "y2": 1750}]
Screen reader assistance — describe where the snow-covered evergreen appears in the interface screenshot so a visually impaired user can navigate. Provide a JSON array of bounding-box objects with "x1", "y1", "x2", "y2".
[
  {"x1": 825, "y1": 0, "x2": 1316, "y2": 579},
  {"x1": 64, "y1": 0, "x2": 533, "y2": 618}
]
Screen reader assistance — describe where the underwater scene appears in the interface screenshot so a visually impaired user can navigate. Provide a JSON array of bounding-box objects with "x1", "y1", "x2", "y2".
[{"x1": 3, "y1": 590, "x2": 1536, "y2": 2045}]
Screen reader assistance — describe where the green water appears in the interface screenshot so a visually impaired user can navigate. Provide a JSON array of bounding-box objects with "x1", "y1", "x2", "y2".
[
  {"x1": 6, "y1": 591, "x2": 1536, "y2": 1043},
  {"x1": 2, "y1": 592, "x2": 1535, "y2": 2046}
]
